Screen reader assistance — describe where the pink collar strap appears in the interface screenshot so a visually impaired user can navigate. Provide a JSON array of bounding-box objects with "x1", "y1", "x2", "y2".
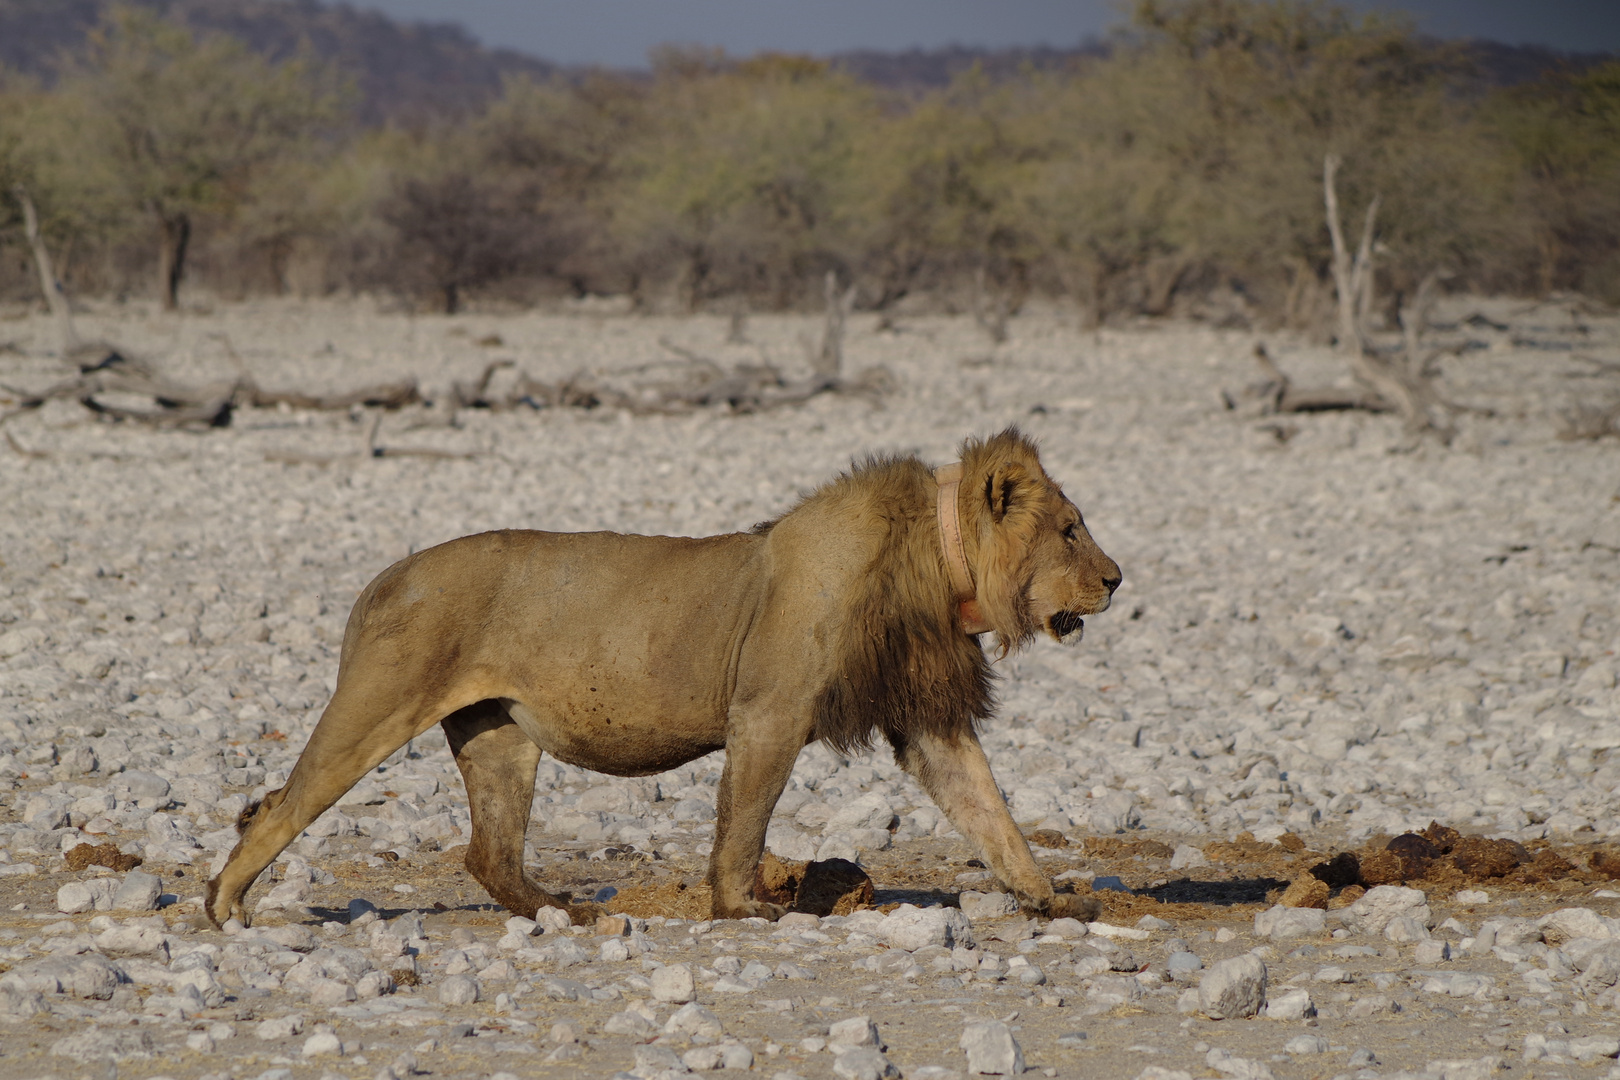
[{"x1": 934, "y1": 463, "x2": 992, "y2": 634}]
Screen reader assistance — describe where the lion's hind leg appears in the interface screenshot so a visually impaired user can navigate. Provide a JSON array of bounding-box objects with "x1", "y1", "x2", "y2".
[
  {"x1": 442, "y1": 701, "x2": 597, "y2": 925},
  {"x1": 207, "y1": 689, "x2": 435, "y2": 928}
]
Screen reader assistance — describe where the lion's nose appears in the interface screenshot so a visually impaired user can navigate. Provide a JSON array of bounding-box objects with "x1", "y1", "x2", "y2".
[{"x1": 1102, "y1": 567, "x2": 1122, "y2": 594}]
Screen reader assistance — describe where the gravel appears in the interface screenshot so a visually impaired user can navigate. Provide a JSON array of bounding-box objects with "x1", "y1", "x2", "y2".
[{"x1": 0, "y1": 297, "x2": 1617, "y2": 1076}]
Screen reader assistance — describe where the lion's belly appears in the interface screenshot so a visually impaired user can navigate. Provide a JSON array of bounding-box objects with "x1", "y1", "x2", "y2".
[{"x1": 501, "y1": 698, "x2": 723, "y2": 776}]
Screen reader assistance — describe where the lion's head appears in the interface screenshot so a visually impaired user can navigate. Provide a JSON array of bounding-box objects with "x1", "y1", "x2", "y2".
[{"x1": 958, "y1": 429, "x2": 1121, "y2": 653}]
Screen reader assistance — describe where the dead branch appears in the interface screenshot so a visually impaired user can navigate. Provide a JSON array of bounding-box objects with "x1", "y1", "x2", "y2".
[
  {"x1": 5, "y1": 430, "x2": 46, "y2": 458},
  {"x1": 1221, "y1": 343, "x2": 1392, "y2": 417},
  {"x1": 0, "y1": 359, "x2": 420, "y2": 431},
  {"x1": 1573, "y1": 353, "x2": 1620, "y2": 374},
  {"x1": 12, "y1": 185, "x2": 79, "y2": 358},
  {"x1": 1400, "y1": 269, "x2": 1452, "y2": 379}
]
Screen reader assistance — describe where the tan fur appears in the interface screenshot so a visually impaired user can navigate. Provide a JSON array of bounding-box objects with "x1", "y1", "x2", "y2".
[{"x1": 206, "y1": 428, "x2": 1120, "y2": 927}]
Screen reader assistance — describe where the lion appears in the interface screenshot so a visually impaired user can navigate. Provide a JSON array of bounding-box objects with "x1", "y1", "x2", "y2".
[{"x1": 207, "y1": 428, "x2": 1121, "y2": 928}]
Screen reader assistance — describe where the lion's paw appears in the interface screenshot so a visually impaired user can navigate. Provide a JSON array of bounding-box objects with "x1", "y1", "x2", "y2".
[
  {"x1": 713, "y1": 899, "x2": 788, "y2": 922},
  {"x1": 1044, "y1": 892, "x2": 1102, "y2": 923},
  {"x1": 566, "y1": 902, "x2": 607, "y2": 926}
]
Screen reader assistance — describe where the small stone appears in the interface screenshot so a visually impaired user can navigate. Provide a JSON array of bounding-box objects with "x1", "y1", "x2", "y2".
[
  {"x1": 94, "y1": 925, "x2": 169, "y2": 960},
  {"x1": 1339, "y1": 885, "x2": 1429, "y2": 936},
  {"x1": 829, "y1": 1015, "x2": 883, "y2": 1050},
  {"x1": 1412, "y1": 940, "x2": 1451, "y2": 964},
  {"x1": 1198, "y1": 953, "x2": 1268, "y2": 1019},
  {"x1": 960, "y1": 1020, "x2": 1024, "y2": 1075},
  {"x1": 0, "y1": 987, "x2": 50, "y2": 1019},
  {"x1": 685, "y1": 1045, "x2": 728, "y2": 1071},
  {"x1": 1167, "y1": 951, "x2": 1203, "y2": 977},
  {"x1": 1254, "y1": 904, "x2": 1325, "y2": 941},
  {"x1": 834, "y1": 1047, "x2": 901, "y2": 1080},
  {"x1": 535, "y1": 906, "x2": 571, "y2": 933},
  {"x1": 1284, "y1": 1035, "x2": 1329, "y2": 1054},
  {"x1": 50, "y1": 1028, "x2": 155, "y2": 1062},
  {"x1": 303, "y1": 1031, "x2": 343, "y2": 1057},
  {"x1": 652, "y1": 962, "x2": 696, "y2": 1003},
  {"x1": 256, "y1": 1015, "x2": 305, "y2": 1041},
  {"x1": 1045, "y1": 918, "x2": 1087, "y2": 939},
  {"x1": 1384, "y1": 916, "x2": 1430, "y2": 943},
  {"x1": 54, "y1": 878, "x2": 112, "y2": 914},
  {"x1": 665, "y1": 1002, "x2": 725, "y2": 1039},
  {"x1": 880, "y1": 904, "x2": 975, "y2": 950},
  {"x1": 109, "y1": 867, "x2": 162, "y2": 913},
  {"x1": 959, "y1": 891, "x2": 1019, "y2": 920},
  {"x1": 604, "y1": 1010, "x2": 660, "y2": 1037},
  {"x1": 633, "y1": 1044, "x2": 686, "y2": 1074},
  {"x1": 596, "y1": 915, "x2": 630, "y2": 936},
  {"x1": 438, "y1": 975, "x2": 480, "y2": 1005},
  {"x1": 1170, "y1": 845, "x2": 1208, "y2": 870},
  {"x1": 310, "y1": 978, "x2": 357, "y2": 1005},
  {"x1": 720, "y1": 1044, "x2": 754, "y2": 1070},
  {"x1": 1262, "y1": 987, "x2": 1316, "y2": 1020}
]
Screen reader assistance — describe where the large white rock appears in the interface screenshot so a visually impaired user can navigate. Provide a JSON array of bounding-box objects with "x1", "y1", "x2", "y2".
[
  {"x1": 826, "y1": 792, "x2": 898, "y2": 832},
  {"x1": 56, "y1": 878, "x2": 118, "y2": 914},
  {"x1": 1540, "y1": 908, "x2": 1614, "y2": 943},
  {"x1": 878, "y1": 904, "x2": 975, "y2": 951},
  {"x1": 112, "y1": 870, "x2": 163, "y2": 912},
  {"x1": 1340, "y1": 886, "x2": 1430, "y2": 936},
  {"x1": 828, "y1": 1015, "x2": 883, "y2": 1050},
  {"x1": 651, "y1": 962, "x2": 696, "y2": 1003},
  {"x1": 94, "y1": 925, "x2": 169, "y2": 961},
  {"x1": 1262, "y1": 988, "x2": 1316, "y2": 1020},
  {"x1": 665, "y1": 1002, "x2": 724, "y2": 1038},
  {"x1": 1254, "y1": 904, "x2": 1324, "y2": 940},
  {"x1": 959, "y1": 891, "x2": 1019, "y2": 920},
  {"x1": 1198, "y1": 953, "x2": 1268, "y2": 1019},
  {"x1": 2, "y1": 954, "x2": 123, "y2": 999},
  {"x1": 961, "y1": 1020, "x2": 1025, "y2": 1075},
  {"x1": 834, "y1": 1047, "x2": 901, "y2": 1080},
  {"x1": 437, "y1": 975, "x2": 480, "y2": 1005}
]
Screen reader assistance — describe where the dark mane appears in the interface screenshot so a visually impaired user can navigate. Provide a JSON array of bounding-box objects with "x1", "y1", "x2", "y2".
[{"x1": 807, "y1": 454, "x2": 996, "y2": 756}]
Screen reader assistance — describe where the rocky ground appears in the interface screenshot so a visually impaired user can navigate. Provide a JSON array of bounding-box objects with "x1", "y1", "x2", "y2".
[{"x1": 1, "y1": 295, "x2": 1618, "y2": 1080}]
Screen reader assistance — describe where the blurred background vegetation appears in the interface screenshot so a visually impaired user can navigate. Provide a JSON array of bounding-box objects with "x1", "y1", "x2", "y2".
[{"x1": 1, "y1": 0, "x2": 1616, "y2": 330}]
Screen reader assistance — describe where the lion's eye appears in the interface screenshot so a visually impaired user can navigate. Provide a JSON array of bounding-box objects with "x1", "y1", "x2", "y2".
[{"x1": 1062, "y1": 523, "x2": 1077, "y2": 541}]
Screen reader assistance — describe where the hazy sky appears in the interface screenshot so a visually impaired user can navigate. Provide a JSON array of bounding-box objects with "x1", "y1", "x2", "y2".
[{"x1": 352, "y1": 0, "x2": 1620, "y2": 67}]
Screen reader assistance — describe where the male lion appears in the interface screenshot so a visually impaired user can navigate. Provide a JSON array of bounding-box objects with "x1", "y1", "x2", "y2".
[{"x1": 207, "y1": 428, "x2": 1121, "y2": 928}]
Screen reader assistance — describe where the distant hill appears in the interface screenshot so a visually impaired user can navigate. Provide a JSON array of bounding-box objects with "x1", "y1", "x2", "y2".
[
  {"x1": 0, "y1": 0, "x2": 1610, "y2": 125},
  {"x1": 0, "y1": 0, "x2": 558, "y2": 125},
  {"x1": 830, "y1": 41, "x2": 1111, "y2": 90}
]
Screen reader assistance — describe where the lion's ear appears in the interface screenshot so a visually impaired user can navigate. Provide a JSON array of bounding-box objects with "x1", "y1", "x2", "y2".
[{"x1": 985, "y1": 464, "x2": 1027, "y2": 524}]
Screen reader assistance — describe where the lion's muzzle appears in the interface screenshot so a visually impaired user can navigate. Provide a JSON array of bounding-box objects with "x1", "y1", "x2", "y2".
[{"x1": 1049, "y1": 610, "x2": 1086, "y2": 642}]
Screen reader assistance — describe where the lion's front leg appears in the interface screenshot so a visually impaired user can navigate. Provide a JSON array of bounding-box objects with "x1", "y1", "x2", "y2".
[
  {"x1": 895, "y1": 727, "x2": 1100, "y2": 922},
  {"x1": 708, "y1": 721, "x2": 805, "y2": 921}
]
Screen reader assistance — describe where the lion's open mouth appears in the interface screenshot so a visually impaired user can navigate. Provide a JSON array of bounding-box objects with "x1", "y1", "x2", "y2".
[{"x1": 1049, "y1": 610, "x2": 1085, "y2": 640}]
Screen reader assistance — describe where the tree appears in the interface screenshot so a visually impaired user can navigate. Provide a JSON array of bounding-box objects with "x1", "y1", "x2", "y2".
[
  {"x1": 613, "y1": 52, "x2": 872, "y2": 308},
  {"x1": 61, "y1": 6, "x2": 346, "y2": 310}
]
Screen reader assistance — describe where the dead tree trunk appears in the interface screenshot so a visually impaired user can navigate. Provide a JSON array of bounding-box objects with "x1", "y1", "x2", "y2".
[
  {"x1": 972, "y1": 266, "x2": 1010, "y2": 343},
  {"x1": 158, "y1": 211, "x2": 191, "y2": 312},
  {"x1": 1324, "y1": 155, "x2": 1380, "y2": 354},
  {"x1": 1322, "y1": 155, "x2": 1452, "y2": 440},
  {"x1": 815, "y1": 270, "x2": 856, "y2": 380},
  {"x1": 12, "y1": 186, "x2": 79, "y2": 356}
]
